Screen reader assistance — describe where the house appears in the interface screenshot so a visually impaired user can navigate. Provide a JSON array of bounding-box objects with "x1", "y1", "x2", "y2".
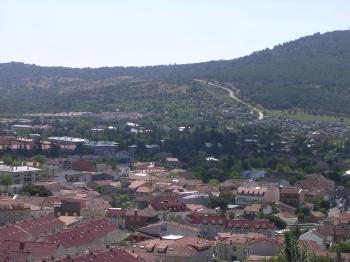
[
  {"x1": 132, "y1": 236, "x2": 213, "y2": 262},
  {"x1": 216, "y1": 233, "x2": 280, "y2": 262},
  {"x1": 124, "y1": 208, "x2": 159, "y2": 229},
  {"x1": 0, "y1": 240, "x2": 66, "y2": 261},
  {"x1": 57, "y1": 248, "x2": 141, "y2": 262},
  {"x1": 136, "y1": 222, "x2": 199, "y2": 239},
  {"x1": 294, "y1": 174, "x2": 335, "y2": 203},
  {"x1": 0, "y1": 224, "x2": 31, "y2": 242},
  {"x1": 248, "y1": 237, "x2": 280, "y2": 257},
  {"x1": 0, "y1": 201, "x2": 31, "y2": 226},
  {"x1": 15, "y1": 214, "x2": 65, "y2": 240},
  {"x1": 151, "y1": 194, "x2": 190, "y2": 220},
  {"x1": 185, "y1": 211, "x2": 276, "y2": 240},
  {"x1": 54, "y1": 199, "x2": 82, "y2": 217},
  {"x1": 216, "y1": 233, "x2": 251, "y2": 261},
  {"x1": 105, "y1": 207, "x2": 158, "y2": 230},
  {"x1": 300, "y1": 239, "x2": 326, "y2": 254},
  {"x1": 236, "y1": 185, "x2": 279, "y2": 206},
  {"x1": 44, "y1": 219, "x2": 119, "y2": 257},
  {"x1": 105, "y1": 208, "x2": 127, "y2": 228},
  {"x1": 226, "y1": 219, "x2": 276, "y2": 238},
  {"x1": 299, "y1": 229, "x2": 325, "y2": 247},
  {"x1": 185, "y1": 212, "x2": 227, "y2": 239},
  {"x1": 279, "y1": 186, "x2": 304, "y2": 208}
]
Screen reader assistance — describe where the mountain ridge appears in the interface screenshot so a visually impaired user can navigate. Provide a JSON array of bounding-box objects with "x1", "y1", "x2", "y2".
[{"x1": 1, "y1": 29, "x2": 350, "y2": 115}]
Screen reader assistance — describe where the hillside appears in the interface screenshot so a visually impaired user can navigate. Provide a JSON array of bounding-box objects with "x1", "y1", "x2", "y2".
[{"x1": 1, "y1": 29, "x2": 350, "y2": 115}]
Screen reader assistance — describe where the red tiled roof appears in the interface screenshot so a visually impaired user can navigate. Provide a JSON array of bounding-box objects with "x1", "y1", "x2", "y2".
[
  {"x1": 57, "y1": 248, "x2": 140, "y2": 262},
  {"x1": 185, "y1": 212, "x2": 274, "y2": 230},
  {"x1": 0, "y1": 240, "x2": 61, "y2": 259},
  {"x1": 280, "y1": 186, "x2": 302, "y2": 194},
  {"x1": 151, "y1": 195, "x2": 189, "y2": 212},
  {"x1": 226, "y1": 219, "x2": 275, "y2": 230},
  {"x1": 294, "y1": 174, "x2": 334, "y2": 195},
  {"x1": 133, "y1": 237, "x2": 212, "y2": 258},
  {"x1": 0, "y1": 224, "x2": 31, "y2": 242},
  {"x1": 186, "y1": 212, "x2": 226, "y2": 225},
  {"x1": 71, "y1": 160, "x2": 96, "y2": 172},
  {"x1": 15, "y1": 214, "x2": 65, "y2": 236},
  {"x1": 106, "y1": 208, "x2": 127, "y2": 218},
  {"x1": 300, "y1": 239, "x2": 325, "y2": 252},
  {"x1": 44, "y1": 219, "x2": 117, "y2": 249}
]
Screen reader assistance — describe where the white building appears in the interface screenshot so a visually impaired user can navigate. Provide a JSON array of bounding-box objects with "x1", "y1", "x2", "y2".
[{"x1": 0, "y1": 165, "x2": 41, "y2": 193}]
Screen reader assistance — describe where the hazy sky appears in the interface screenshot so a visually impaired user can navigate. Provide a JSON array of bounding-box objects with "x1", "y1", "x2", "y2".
[{"x1": 0, "y1": 0, "x2": 349, "y2": 67}]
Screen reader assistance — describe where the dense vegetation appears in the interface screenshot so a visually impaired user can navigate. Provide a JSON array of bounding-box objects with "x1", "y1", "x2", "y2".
[{"x1": 1, "y1": 30, "x2": 350, "y2": 115}]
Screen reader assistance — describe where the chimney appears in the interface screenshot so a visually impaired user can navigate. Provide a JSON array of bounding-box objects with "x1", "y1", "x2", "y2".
[
  {"x1": 134, "y1": 209, "x2": 138, "y2": 216},
  {"x1": 19, "y1": 241, "x2": 25, "y2": 250},
  {"x1": 66, "y1": 253, "x2": 71, "y2": 259}
]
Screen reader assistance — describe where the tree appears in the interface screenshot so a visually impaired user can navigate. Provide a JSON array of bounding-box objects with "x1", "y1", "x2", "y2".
[
  {"x1": 210, "y1": 192, "x2": 235, "y2": 211},
  {"x1": 111, "y1": 194, "x2": 130, "y2": 208},
  {"x1": 48, "y1": 143, "x2": 60, "y2": 158},
  {"x1": 208, "y1": 179, "x2": 220, "y2": 187},
  {"x1": 33, "y1": 154, "x2": 47, "y2": 166},
  {"x1": 0, "y1": 175, "x2": 12, "y2": 192},
  {"x1": 330, "y1": 241, "x2": 350, "y2": 253},
  {"x1": 319, "y1": 199, "x2": 330, "y2": 213},
  {"x1": 266, "y1": 214, "x2": 287, "y2": 230},
  {"x1": 21, "y1": 185, "x2": 52, "y2": 197},
  {"x1": 0, "y1": 175, "x2": 12, "y2": 186},
  {"x1": 272, "y1": 231, "x2": 331, "y2": 262}
]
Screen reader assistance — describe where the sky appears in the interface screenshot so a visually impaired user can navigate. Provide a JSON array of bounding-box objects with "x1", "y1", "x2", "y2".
[{"x1": 0, "y1": 0, "x2": 349, "y2": 68}]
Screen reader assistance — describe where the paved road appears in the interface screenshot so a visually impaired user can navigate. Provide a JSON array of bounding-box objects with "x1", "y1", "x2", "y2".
[{"x1": 194, "y1": 79, "x2": 264, "y2": 120}]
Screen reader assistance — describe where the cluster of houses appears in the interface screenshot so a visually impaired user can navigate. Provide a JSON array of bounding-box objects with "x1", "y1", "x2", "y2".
[{"x1": 2, "y1": 153, "x2": 350, "y2": 262}]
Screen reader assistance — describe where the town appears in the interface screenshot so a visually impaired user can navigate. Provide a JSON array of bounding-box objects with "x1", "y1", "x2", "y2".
[{"x1": 0, "y1": 112, "x2": 350, "y2": 262}]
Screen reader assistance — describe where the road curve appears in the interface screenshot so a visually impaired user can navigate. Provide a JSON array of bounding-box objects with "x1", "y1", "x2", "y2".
[{"x1": 194, "y1": 79, "x2": 264, "y2": 120}]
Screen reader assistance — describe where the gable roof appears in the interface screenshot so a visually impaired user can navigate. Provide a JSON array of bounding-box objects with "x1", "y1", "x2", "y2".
[
  {"x1": 15, "y1": 214, "x2": 65, "y2": 236},
  {"x1": 299, "y1": 229, "x2": 325, "y2": 240},
  {"x1": 0, "y1": 224, "x2": 31, "y2": 242},
  {"x1": 0, "y1": 240, "x2": 62, "y2": 260},
  {"x1": 57, "y1": 248, "x2": 140, "y2": 262},
  {"x1": 44, "y1": 219, "x2": 117, "y2": 248}
]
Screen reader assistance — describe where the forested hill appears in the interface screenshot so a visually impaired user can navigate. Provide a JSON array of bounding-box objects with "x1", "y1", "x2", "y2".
[{"x1": 1, "y1": 29, "x2": 350, "y2": 114}]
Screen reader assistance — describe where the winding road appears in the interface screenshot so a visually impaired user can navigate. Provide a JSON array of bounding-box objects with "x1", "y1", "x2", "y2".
[{"x1": 194, "y1": 79, "x2": 264, "y2": 120}]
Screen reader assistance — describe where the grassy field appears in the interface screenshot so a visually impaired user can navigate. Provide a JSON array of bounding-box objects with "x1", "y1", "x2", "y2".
[{"x1": 268, "y1": 109, "x2": 350, "y2": 124}]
